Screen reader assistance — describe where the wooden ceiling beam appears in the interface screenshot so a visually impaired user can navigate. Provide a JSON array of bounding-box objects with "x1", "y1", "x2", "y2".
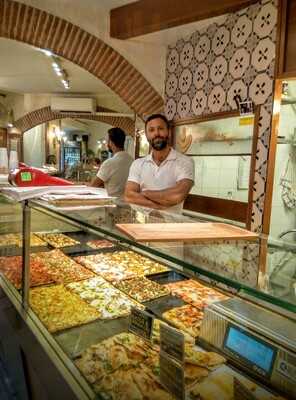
[{"x1": 110, "y1": 0, "x2": 257, "y2": 39}]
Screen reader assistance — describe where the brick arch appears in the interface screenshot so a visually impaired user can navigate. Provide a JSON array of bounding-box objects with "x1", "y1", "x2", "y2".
[
  {"x1": 14, "y1": 106, "x2": 135, "y2": 135},
  {"x1": 0, "y1": 0, "x2": 164, "y2": 117}
]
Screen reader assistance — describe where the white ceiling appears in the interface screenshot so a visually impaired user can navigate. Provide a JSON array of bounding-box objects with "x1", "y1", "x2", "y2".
[{"x1": 0, "y1": 38, "x2": 116, "y2": 95}]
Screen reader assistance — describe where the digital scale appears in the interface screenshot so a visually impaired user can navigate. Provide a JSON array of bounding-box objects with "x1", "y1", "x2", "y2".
[{"x1": 199, "y1": 298, "x2": 296, "y2": 399}]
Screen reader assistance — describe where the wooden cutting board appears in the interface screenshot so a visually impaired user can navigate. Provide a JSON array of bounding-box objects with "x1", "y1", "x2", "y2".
[{"x1": 116, "y1": 222, "x2": 258, "y2": 242}]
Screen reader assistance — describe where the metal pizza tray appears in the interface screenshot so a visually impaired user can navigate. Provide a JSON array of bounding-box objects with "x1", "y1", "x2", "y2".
[
  {"x1": 55, "y1": 231, "x2": 123, "y2": 256},
  {"x1": 147, "y1": 270, "x2": 189, "y2": 285},
  {"x1": 54, "y1": 316, "x2": 130, "y2": 359},
  {"x1": 144, "y1": 295, "x2": 186, "y2": 319}
]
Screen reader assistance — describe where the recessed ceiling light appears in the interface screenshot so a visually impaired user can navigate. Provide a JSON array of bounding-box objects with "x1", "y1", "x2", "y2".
[
  {"x1": 7, "y1": 123, "x2": 13, "y2": 128},
  {"x1": 56, "y1": 70, "x2": 62, "y2": 76},
  {"x1": 52, "y1": 62, "x2": 59, "y2": 69}
]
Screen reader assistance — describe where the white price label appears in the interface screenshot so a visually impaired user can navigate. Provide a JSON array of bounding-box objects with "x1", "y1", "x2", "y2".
[
  {"x1": 160, "y1": 323, "x2": 184, "y2": 363},
  {"x1": 159, "y1": 352, "x2": 185, "y2": 400}
]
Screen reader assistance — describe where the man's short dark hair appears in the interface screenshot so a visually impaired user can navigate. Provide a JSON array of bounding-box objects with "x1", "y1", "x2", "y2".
[
  {"x1": 145, "y1": 114, "x2": 170, "y2": 130},
  {"x1": 108, "y1": 127, "x2": 126, "y2": 149}
]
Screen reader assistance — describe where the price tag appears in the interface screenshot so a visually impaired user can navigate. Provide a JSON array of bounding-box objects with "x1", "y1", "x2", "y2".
[
  {"x1": 234, "y1": 377, "x2": 258, "y2": 400},
  {"x1": 129, "y1": 307, "x2": 153, "y2": 341},
  {"x1": 160, "y1": 323, "x2": 184, "y2": 363},
  {"x1": 159, "y1": 352, "x2": 185, "y2": 400}
]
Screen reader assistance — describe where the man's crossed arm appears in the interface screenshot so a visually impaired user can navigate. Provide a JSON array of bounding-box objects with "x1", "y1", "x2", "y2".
[{"x1": 124, "y1": 179, "x2": 193, "y2": 209}]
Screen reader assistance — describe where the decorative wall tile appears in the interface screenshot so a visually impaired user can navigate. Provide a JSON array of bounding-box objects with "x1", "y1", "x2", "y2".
[
  {"x1": 225, "y1": 13, "x2": 240, "y2": 30},
  {"x1": 251, "y1": 38, "x2": 275, "y2": 72},
  {"x1": 167, "y1": 48, "x2": 179, "y2": 73},
  {"x1": 164, "y1": 0, "x2": 278, "y2": 235},
  {"x1": 165, "y1": 98, "x2": 177, "y2": 120},
  {"x1": 231, "y1": 15, "x2": 252, "y2": 47},
  {"x1": 194, "y1": 35, "x2": 211, "y2": 62},
  {"x1": 192, "y1": 90, "x2": 207, "y2": 116},
  {"x1": 166, "y1": 73, "x2": 178, "y2": 97},
  {"x1": 257, "y1": 139, "x2": 268, "y2": 166},
  {"x1": 180, "y1": 42, "x2": 194, "y2": 67},
  {"x1": 210, "y1": 56, "x2": 227, "y2": 84},
  {"x1": 208, "y1": 86, "x2": 226, "y2": 113},
  {"x1": 258, "y1": 105, "x2": 271, "y2": 136},
  {"x1": 254, "y1": 3, "x2": 277, "y2": 38},
  {"x1": 193, "y1": 63, "x2": 209, "y2": 89},
  {"x1": 229, "y1": 48, "x2": 250, "y2": 79},
  {"x1": 249, "y1": 73, "x2": 273, "y2": 104},
  {"x1": 179, "y1": 68, "x2": 193, "y2": 93},
  {"x1": 212, "y1": 26, "x2": 230, "y2": 55},
  {"x1": 177, "y1": 94, "x2": 191, "y2": 118}
]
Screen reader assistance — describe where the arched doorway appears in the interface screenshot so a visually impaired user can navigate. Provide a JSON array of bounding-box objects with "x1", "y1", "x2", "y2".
[{"x1": 14, "y1": 106, "x2": 135, "y2": 136}]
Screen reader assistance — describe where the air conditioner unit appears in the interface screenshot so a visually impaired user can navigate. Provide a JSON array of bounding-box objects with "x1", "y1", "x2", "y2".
[{"x1": 50, "y1": 97, "x2": 96, "y2": 114}]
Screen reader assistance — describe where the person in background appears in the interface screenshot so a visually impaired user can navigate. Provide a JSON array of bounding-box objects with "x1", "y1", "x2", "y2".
[
  {"x1": 93, "y1": 157, "x2": 101, "y2": 169},
  {"x1": 124, "y1": 114, "x2": 194, "y2": 212},
  {"x1": 91, "y1": 127, "x2": 133, "y2": 197}
]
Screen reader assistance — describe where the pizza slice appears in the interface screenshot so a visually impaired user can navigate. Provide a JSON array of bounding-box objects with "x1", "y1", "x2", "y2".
[{"x1": 162, "y1": 304, "x2": 204, "y2": 338}]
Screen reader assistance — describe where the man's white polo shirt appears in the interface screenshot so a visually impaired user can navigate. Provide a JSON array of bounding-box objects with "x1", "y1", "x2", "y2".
[
  {"x1": 97, "y1": 151, "x2": 133, "y2": 197},
  {"x1": 127, "y1": 148, "x2": 194, "y2": 213}
]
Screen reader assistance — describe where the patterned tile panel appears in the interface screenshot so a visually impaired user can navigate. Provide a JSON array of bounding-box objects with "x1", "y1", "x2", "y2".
[
  {"x1": 165, "y1": 0, "x2": 278, "y2": 235},
  {"x1": 165, "y1": 0, "x2": 278, "y2": 286}
]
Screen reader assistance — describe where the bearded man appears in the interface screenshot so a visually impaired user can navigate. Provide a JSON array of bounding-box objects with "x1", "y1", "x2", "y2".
[{"x1": 124, "y1": 114, "x2": 194, "y2": 212}]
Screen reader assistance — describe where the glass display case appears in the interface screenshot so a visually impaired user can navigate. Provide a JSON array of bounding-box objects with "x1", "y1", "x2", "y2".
[{"x1": 0, "y1": 195, "x2": 295, "y2": 400}]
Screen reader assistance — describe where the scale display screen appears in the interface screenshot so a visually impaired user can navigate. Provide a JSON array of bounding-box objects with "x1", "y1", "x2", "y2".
[
  {"x1": 224, "y1": 325, "x2": 276, "y2": 376},
  {"x1": 20, "y1": 171, "x2": 32, "y2": 182}
]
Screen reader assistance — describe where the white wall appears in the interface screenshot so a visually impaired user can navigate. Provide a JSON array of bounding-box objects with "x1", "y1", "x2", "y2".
[
  {"x1": 23, "y1": 124, "x2": 45, "y2": 167},
  {"x1": 190, "y1": 155, "x2": 250, "y2": 202},
  {"x1": 270, "y1": 104, "x2": 296, "y2": 239},
  {"x1": 87, "y1": 121, "x2": 111, "y2": 155}
]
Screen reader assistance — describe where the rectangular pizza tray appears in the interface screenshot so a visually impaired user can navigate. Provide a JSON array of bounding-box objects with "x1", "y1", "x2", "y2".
[
  {"x1": 54, "y1": 316, "x2": 130, "y2": 359},
  {"x1": 45, "y1": 231, "x2": 122, "y2": 256},
  {"x1": 145, "y1": 295, "x2": 186, "y2": 319},
  {"x1": 147, "y1": 270, "x2": 188, "y2": 285}
]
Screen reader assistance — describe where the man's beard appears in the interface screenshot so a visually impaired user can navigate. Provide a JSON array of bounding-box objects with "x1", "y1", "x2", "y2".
[{"x1": 150, "y1": 136, "x2": 168, "y2": 151}]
